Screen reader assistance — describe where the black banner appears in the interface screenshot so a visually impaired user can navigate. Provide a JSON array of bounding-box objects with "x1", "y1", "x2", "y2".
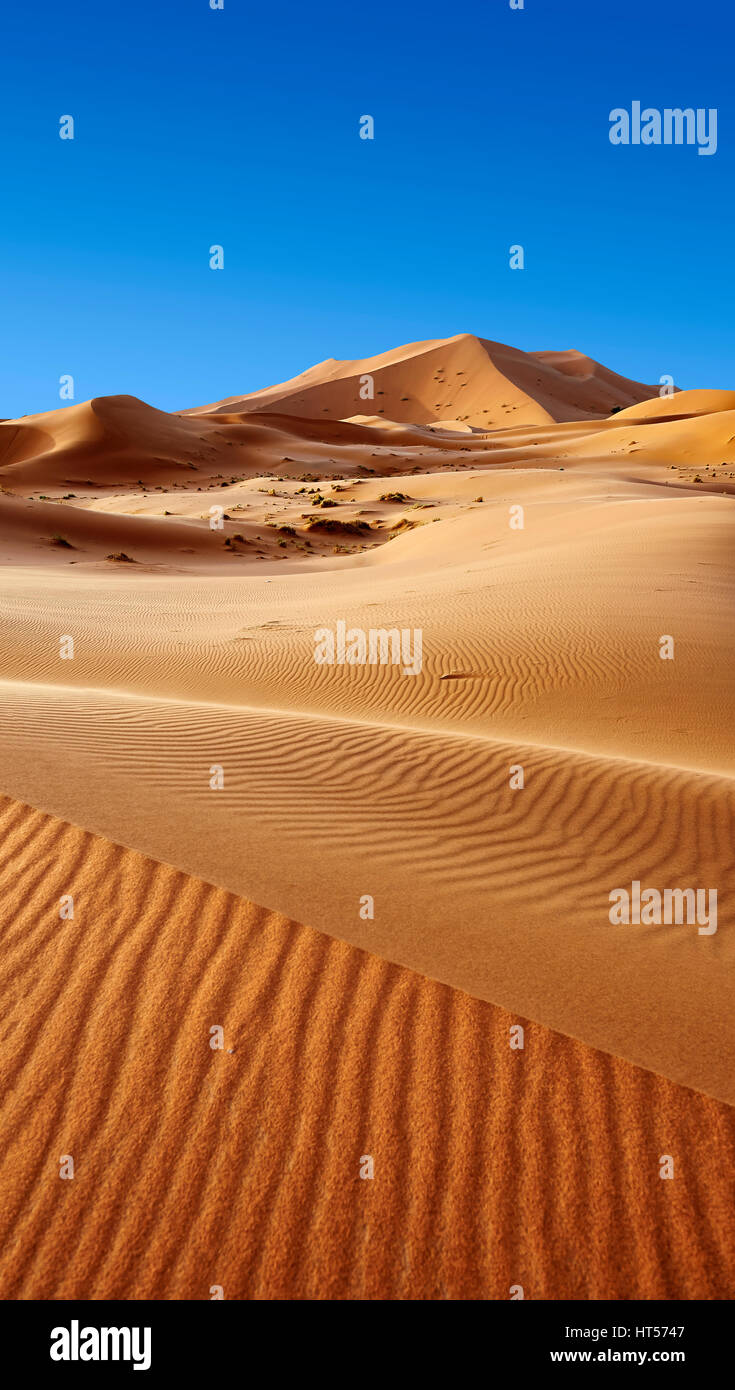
[{"x1": 2, "y1": 1299, "x2": 728, "y2": 1377}]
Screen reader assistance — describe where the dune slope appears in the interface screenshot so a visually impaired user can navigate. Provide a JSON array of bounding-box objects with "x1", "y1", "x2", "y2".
[
  {"x1": 0, "y1": 463, "x2": 733, "y2": 1105},
  {"x1": 1, "y1": 796, "x2": 733, "y2": 1301},
  {"x1": 185, "y1": 332, "x2": 661, "y2": 428}
]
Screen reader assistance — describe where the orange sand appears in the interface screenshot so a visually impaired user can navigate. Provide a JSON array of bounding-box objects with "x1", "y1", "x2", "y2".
[{"x1": 1, "y1": 796, "x2": 733, "y2": 1301}]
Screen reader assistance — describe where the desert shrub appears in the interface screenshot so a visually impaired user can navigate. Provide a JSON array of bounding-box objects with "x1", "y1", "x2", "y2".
[{"x1": 305, "y1": 517, "x2": 371, "y2": 535}]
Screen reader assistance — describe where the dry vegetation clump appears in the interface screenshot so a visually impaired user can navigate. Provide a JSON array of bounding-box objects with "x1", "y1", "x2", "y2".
[{"x1": 304, "y1": 517, "x2": 372, "y2": 536}]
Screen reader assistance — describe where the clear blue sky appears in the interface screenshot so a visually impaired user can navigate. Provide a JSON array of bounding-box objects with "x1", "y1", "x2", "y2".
[{"x1": 1, "y1": 0, "x2": 731, "y2": 418}]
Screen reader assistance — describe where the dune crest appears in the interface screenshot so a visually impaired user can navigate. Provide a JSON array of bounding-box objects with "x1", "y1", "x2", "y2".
[{"x1": 184, "y1": 332, "x2": 662, "y2": 428}]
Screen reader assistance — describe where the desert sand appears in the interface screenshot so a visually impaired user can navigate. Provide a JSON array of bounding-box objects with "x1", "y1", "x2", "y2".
[
  {"x1": 1, "y1": 333, "x2": 733, "y2": 1298},
  {"x1": 1, "y1": 796, "x2": 733, "y2": 1301}
]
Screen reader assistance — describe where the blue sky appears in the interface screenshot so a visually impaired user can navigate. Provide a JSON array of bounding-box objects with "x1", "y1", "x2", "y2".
[{"x1": 1, "y1": 0, "x2": 731, "y2": 417}]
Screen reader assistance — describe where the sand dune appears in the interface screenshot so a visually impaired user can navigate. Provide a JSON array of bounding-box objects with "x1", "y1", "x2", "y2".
[
  {"x1": 1, "y1": 330, "x2": 732, "y2": 1300},
  {"x1": 0, "y1": 678, "x2": 732, "y2": 1104},
  {"x1": 1, "y1": 796, "x2": 733, "y2": 1301},
  {"x1": 0, "y1": 450, "x2": 733, "y2": 1104},
  {"x1": 2, "y1": 414, "x2": 735, "y2": 575},
  {"x1": 184, "y1": 333, "x2": 661, "y2": 428},
  {"x1": 615, "y1": 389, "x2": 735, "y2": 422},
  {"x1": 0, "y1": 395, "x2": 342, "y2": 491},
  {"x1": 2, "y1": 470, "x2": 732, "y2": 770}
]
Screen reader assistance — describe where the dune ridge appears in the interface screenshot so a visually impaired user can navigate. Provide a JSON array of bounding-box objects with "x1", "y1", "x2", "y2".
[{"x1": 183, "y1": 332, "x2": 661, "y2": 427}]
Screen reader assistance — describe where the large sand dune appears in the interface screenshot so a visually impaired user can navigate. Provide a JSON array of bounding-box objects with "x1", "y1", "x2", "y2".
[
  {"x1": 183, "y1": 333, "x2": 662, "y2": 428},
  {"x1": 0, "y1": 332, "x2": 733, "y2": 1298}
]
